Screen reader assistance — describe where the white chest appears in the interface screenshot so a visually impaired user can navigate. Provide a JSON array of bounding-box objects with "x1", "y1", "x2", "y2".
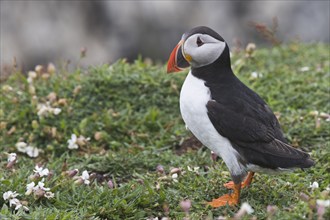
[{"x1": 179, "y1": 72, "x2": 245, "y2": 176}]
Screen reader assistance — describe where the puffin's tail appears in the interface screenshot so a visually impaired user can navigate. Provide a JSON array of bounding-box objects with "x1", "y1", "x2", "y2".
[
  {"x1": 274, "y1": 139, "x2": 315, "y2": 169},
  {"x1": 233, "y1": 138, "x2": 315, "y2": 170},
  {"x1": 299, "y1": 156, "x2": 315, "y2": 168},
  {"x1": 269, "y1": 139, "x2": 315, "y2": 169}
]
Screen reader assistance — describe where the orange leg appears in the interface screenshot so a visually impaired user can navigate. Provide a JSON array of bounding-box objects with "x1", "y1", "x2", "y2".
[
  {"x1": 207, "y1": 183, "x2": 241, "y2": 207},
  {"x1": 224, "y1": 172, "x2": 255, "y2": 189}
]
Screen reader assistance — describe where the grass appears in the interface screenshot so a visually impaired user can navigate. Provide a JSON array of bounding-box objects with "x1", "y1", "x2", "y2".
[{"x1": 0, "y1": 43, "x2": 329, "y2": 219}]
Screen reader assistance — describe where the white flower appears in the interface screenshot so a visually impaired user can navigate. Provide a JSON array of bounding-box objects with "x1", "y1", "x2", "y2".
[
  {"x1": 9, "y1": 198, "x2": 20, "y2": 207},
  {"x1": 68, "y1": 134, "x2": 79, "y2": 149},
  {"x1": 47, "y1": 63, "x2": 56, "y2": 74},
  {"x1": 6, "y1": 153, "x2": 17, "y2": 168},
  {"x1": 3, "y1": 191, "x2": 19, "y2": 200},
  {"x1": 9, "y1": 198, "x2": 21, "y2": 209},
  {"x1": 15, "y1": 201, "x2": 29, "y2": 211},
  {"x1": 34, "y1": 165, "x2": 49, "y2": 177},
  {"x1": 171, "y1": 173, "x2": 178, "y2": 182},
  {"x1": 44, "y1": 191, "x2": 55, "y2": 199},
  {"x1": 2, "y1": 85, "x2": 13, "y2": 92},
  {"x1": 300, "y1": 66, "x2": 310, "y2": 72},
  {"x1": 7, "y1": 153, "x2": 17, "y2": 162},
  {"x1": 187, "y1": 166, "x2": 200, "y2": 173},
  {"x1": 316, "y1": 199, "x2": 330, "y2": 207},
  {"x1": 26, "y1": 146, "x2": 39, "y2": 157},
  {"x1": 3, "y1": 191, "x2": 28, "y2": 211},
  {"x1": 36, "y1": 180, "x2": 50, "y2": 191},
  {"x1": 27, "y1": 71, "x2": 37, "y2": 84},
  {"x1": 28, "y1": 71, "x2": 37, "y2": 80},
  {"x1": 309, "y1": 181, "x2": 319, "y2": 190},
  {"x1": 12, "y1": 199, "x2": 29, "y2": 211},
  {"x1": 240, "y1": 202, "x2": 254, "y2": 214},
  {"x1": 25, "y1": 182, "x2": 36, "y2": 195},
  {"x1": 52, "y1": 108, "x2": 61, "y2": 115},
  {"x1": 81, "y1": 170, "x2": 90, "y2": 185},
  {"x1": 27, "y1": 77, "x2": 33, "y2": 84},
  {"x1": 74, "y1": 170, "x2": 91, "y2": 185},
  {"x1": 15, "y1": 142, "x2": 40, "y2": 157},
  {"x1": 26, "y1": 179, "x2": 50, "y2": 197},
  {"x1": 37, "y1": 102, "x2": 61, "y2": 117},
  {"x1": 16, "y1": 142, "x2": 27, "y2": 153},
  {"x1": 234, "y1": 202, "x2": 254, "y2": 219},
  {"x1": 37, "y1": 104, "x2": 50, "y2": 117},
  {"x1": 250, "y1": 71, "x2": 263, "y2": 79}
]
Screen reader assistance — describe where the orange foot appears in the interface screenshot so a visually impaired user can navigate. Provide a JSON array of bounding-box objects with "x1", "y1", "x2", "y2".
[
  {"x1": 224, "y1": 172, "x2": 255, "y2": 189},
  {"x1": 208, "y1": 183, "x2": 242, "y2": 208},
  {"x1": 207, "y1": 193, "x2": 239, "y2": 207}
]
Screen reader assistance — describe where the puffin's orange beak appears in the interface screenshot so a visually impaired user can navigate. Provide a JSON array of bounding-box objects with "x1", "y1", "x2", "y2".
[{"x1": 167, "y1": 40, "x2": 190, "y2": 73}]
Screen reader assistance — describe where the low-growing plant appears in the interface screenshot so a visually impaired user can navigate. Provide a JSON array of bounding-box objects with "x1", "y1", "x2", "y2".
[{"x1": 0, "y1": 43, "x2": 329, "y2": 219}]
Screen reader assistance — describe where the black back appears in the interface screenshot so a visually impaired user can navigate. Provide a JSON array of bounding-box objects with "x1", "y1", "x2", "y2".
[{"x1": 189, "y1": 27, "x2": 314, "y2": 169}]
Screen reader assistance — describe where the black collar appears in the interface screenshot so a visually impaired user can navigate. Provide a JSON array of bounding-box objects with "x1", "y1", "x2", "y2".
[{"x1": 191, "y1": 45, "x2": 235, "y2": 84}]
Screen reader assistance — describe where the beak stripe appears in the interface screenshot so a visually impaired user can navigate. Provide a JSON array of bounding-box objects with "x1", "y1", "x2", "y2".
[{"x1": 167, "y1": 40, "x2": 190, "y2": 73}]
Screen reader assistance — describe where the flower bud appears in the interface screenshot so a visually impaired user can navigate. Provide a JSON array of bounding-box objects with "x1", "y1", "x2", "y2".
[
  {"x1": 299, "y1": 192, "x2": 310, "y2": 202},
  {"x1": 58, "y1": 98, "x2": 68, "y2": 106},
  {"x1": 28, "y1": 71, "x2": 37, "y2": 79},
  {"x1": 42, "y1": 73, "x2": 50, "y2": 80},
  {"x1": 180, "y1": 199, "x2": 191, "y2": 214},
  {"x1": 94, "y1": 132, "x2": 103, "y2": 141},
  {"x1": 47, "y1": 63, "x2": 56, "y2": 74},
  {"x1": 47, "y1": 92, "x2": 57, "y2": 103},
  {"x1": 47, "y1": 170, "x2": 54, "y2": 180},
  {"x1": 73, "y1": 85, "x2": 82, "y2": 95},
  {"x1": 28, "y1": 85, "x2": 36, "y2": 95},
  {"x1": 170, "y1": 168, "x2": 181, "y2": 175},
  {"x1": 35, "y1": 65, "x2": 43, "y2": 74},
  {"x1": 266, "y1": 205, "x2": 278, "y2": 216},
  {"x1": 245, "y1": 43, "x2": 256, "y2": 57},
  {"x1": 6, "y1": 153, "x2": 17, "y2": 169},
  {"x1": 89, "y1": 173, "x2": 97, "y2": 182},
  {"x1": 0, "y1": 121, "x2": 7, "y2": 130},
  {"x1": 31, "y1": 120, "x2": 39, "y2": 129},
  {"x1": 156, "y1": 165, "x2": 165, "y2": 174},
  {"x1": 29, "y1": 173, "x2": 40, "y2": 181},
  {"x1": 34, "y1": 188, "x2": 45, "y2": 198},
  {"x1": 107, "y1": 180, "x2": 114, "y2": 189},
  {"x1": 74, "y1": 177, "x2": 84, "y2": 185},
  {"x1": 211, "y1": 151, "x2": 218, "y2": 162},
  {"x1": 66, "y1": 169, "x2": 79, "y2": 178}
]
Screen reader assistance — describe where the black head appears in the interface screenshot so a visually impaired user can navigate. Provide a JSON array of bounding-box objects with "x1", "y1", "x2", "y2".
[{"x1": 167, "y1": 26, "x2": 230, "y2": 73}]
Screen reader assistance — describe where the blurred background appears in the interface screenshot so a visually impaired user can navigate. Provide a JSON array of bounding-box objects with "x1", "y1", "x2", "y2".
[{"x1": 1, "y1": 1, "x2": 329, "y2": 73}]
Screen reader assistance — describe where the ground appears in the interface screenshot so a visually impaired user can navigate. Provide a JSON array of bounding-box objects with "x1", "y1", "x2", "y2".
[{"x1": 0, "y1": 43, "x2": 329, "y2": 219}]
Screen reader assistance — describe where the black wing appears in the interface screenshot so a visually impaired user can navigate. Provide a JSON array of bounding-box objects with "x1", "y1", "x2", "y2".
[{"x1": 206, "y1": 81, "x2": 314, "y2": 169}]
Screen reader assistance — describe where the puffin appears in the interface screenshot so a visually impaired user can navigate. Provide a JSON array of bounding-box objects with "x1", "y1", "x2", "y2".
[{"x1": 166, "y1": 26, "x2": 314, "y2": 207}]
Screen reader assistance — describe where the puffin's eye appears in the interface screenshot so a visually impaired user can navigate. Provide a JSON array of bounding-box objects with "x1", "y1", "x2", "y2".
[{"x1": 196, "y1": 36, "x2": 204, "y2": 47}]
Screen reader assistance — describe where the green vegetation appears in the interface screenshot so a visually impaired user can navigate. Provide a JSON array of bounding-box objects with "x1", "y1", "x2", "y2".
[{"x1": 1, "y1": 43, "x2": 329, "y2": 219}]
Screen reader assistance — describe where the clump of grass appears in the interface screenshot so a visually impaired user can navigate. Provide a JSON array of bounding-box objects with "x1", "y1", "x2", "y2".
[{"x1": 1, "y1": 43, "x2": 329, "y2": 219}]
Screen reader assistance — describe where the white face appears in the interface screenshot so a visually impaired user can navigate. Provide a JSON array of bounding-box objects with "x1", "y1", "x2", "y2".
[{"x1": 182, "y1": 33, "x2": 226, "y2": 68}]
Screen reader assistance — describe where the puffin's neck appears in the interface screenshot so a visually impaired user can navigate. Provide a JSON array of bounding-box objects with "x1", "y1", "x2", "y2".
[{"x1": 191, "y1": 45, "x2": 235, "y2": 83}]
